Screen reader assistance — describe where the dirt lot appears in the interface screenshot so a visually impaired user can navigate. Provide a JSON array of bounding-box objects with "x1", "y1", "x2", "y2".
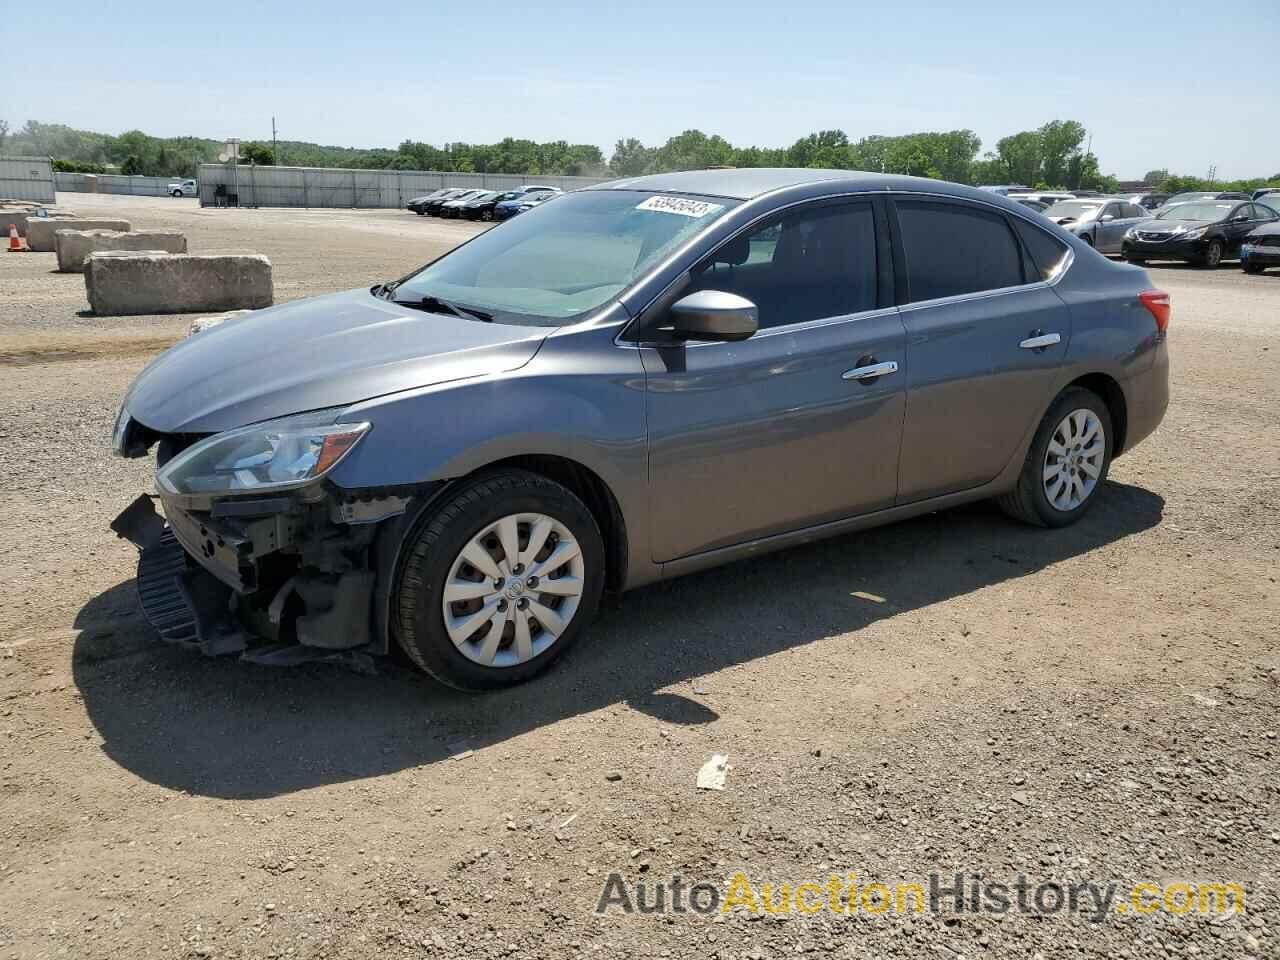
[{"x1": 1, "y1": 194, "x2": 1277, "y2": 960}]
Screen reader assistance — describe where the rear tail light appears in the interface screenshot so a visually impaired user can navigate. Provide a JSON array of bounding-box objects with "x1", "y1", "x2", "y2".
[{"x1": 1139, "y1": 289, "x2": 1171, "y2": 332}]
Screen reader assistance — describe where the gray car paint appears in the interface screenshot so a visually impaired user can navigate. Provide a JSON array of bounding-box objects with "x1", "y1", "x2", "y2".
[{"x1": 120, "y1": 169, "x2": 1169, "y2": 597}]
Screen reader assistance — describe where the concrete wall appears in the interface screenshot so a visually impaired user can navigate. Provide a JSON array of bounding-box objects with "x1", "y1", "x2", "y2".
[
  {"x1": 84, "y1": 253, "x2": 273, "y2": 315},
  {"x1": 53, "y1": 173, "x2": 185, "y2": 198},
  {"x1": 196, "y1": 163, "x2": 611, "y2": 209},
  {"x1": 55, "y1": 229, "x2": 187, "y2": 272},
  {"x1": 0, "y1": 156, "x2": 56, "y2": 204},
  {"x1": 27, "y1": 218, "x2": 131, "y2": 252}
]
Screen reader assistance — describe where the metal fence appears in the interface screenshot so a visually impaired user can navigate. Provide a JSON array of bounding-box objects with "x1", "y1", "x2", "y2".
[
  {"x1": 195, "y1": 163, "x2": 611, "y2": 209},
  {"x1": 0, "y1": 155, "x2": 56, "y2": 204},
  {"x1": 53, "y1": 172, "x2": 181, "y2": 197}
]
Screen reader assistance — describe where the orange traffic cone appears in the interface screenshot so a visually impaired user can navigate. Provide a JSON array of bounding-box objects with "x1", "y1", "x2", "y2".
[{"x1": 6, "y1": 224, "x2": 23, "y2": 253}]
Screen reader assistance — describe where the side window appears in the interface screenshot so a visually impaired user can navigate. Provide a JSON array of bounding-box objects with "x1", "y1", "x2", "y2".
[
  {"x1": 1123, "y1": 204, "x2": 1144, "y2": 219},
  {"x1": 1011, "y1": 218, "x2": 1070, "y2": 281},
  {"x1": 1258, "y1": 202, "x2": 1280, "y2": 220},
  {"x1": 692, "y1": 202, "x2": 877, "y2": 329},
  {"x1": 896, "y1": 200, "x2": 1024, "y2": 302}
]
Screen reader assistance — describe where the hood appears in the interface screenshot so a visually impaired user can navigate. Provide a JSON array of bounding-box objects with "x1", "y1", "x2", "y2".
[
  {"x1": 124, "y1": 288, "x2": 549, "y2": 434},
  {"x1": 1135, "y1": 217, "x2": 1213, "y2": 234}
]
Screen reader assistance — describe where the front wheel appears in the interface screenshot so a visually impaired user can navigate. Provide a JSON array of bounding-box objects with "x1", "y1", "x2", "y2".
[
  {"x1": 1199, "y1": 240, "x2": 1223, "y2": 268},
  {"x1": 394, "y1": 470, "x2": 605, "y2": 690},
  {"x1": 171, "y1": 190, "x2": 183, "y2": 198},
  {"x1": 1243, "y1": 261, "x2": 1264, "y2": 275},
  {"x1": 480, "y1": 209, "x2": 494, "y2": 222},
  {"x1": 997, "y1": 387, "x2": 1113, "y2": 528}
]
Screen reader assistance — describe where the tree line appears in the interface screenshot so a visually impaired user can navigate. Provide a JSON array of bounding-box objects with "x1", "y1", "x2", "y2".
[{"x1": 4, "y1": 118, "x2": 1277, "y2": 194}]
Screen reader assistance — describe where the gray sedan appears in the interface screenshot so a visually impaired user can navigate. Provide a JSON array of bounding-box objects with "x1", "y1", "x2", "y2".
[
  {"x1": 1044, "y1": 198, "x2": 1149, "y2": 253},
  {"x1": 111, "y1": 169, "x2": 1170, "y2": 690}
]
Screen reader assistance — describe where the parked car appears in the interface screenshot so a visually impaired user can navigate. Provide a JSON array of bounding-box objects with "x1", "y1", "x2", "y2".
[
  {"x1": 1014, "y1": 198, "x2": 1049, "y2": 213},
  {"x1": 1042, "y1": 198, "x2": 1148, "y2": 253},
  {"x1": 424, "y1": 189, "x2": 486, "y2": 216},
  {"x1": 459, "y1": 190, "x2": 522, "y2": 221},
  {"x1": 493, "y1": 188, "x2": 561, "y2": 220},
  {"x1": 407, "y1": 188, "x2": 457, "y2": 215},
  {"x1": 167, "y1": 179, "x2": 198, "y2": 198},
  {"x1": 441, "y1": 190, "x2": 499, "y2": 219},
  {"x1": 1009, "y1": 191, "x2": 1075, "y2": 206},
  {"x1": 1252, "y1": 187, "x2": 1280, "y2": 204},
  {"x1": 1125, "y1": 192, "x2": 1169, "y2": 211},
  {"x1": 1161, "y1": 191, "x2": 1250, "y2": 208},
  {"x1": 110, "y1": 169, "x2": 1169, "y2": 691},
  {"x1": 977, "y1": 185, "x2": 1033, "y2": 195},
  {"x1": 1121, "y1": 199, "x2": 1280, "y2": 267},
  {"x1": 1241, "y1": 217, "x2": 1280, "y2": 274}
]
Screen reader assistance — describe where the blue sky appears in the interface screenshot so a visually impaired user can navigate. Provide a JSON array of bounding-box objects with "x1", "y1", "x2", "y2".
[{"x1": 10, "y1": 0, "x2": 1278, "y2": 180}]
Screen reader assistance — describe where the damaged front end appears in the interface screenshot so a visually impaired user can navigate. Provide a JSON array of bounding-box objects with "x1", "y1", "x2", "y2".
[{"x1": 111, "y1": 407, "x2": 418, "y2": 665}]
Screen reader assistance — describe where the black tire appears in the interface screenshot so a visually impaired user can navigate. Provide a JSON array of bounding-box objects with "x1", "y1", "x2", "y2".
[
  {"x1": 1124, "y1": 254, "x2": 1146, "y2": 265},
  {"x1": 394, "y1": 469, "x2": 605, "y2": 691},
  {"x1": 480, "y1": 209, "x2": 494, "y2": 222},
  {"x1": 1243, "y1": 261, "x2": 1264, "y2": 275},
  {"x1": 996, "y1": 387, "x2": 1113, "y2": 528},
  {"x1": 171, "y1": 190, "x2": 182, "y2": 198},
  {"x1": 1198, "y1": 240, "x2": 1223, "y2": 268}
]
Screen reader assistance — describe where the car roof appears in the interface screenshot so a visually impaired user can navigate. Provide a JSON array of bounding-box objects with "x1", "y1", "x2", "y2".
[{"x1": 588, "y1": 168, "x2": 1001, "y2": 202}]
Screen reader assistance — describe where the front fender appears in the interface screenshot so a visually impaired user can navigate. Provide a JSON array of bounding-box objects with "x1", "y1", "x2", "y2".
[{"x1": 327, "y1": 326, "x2": 656, "y2": 587}]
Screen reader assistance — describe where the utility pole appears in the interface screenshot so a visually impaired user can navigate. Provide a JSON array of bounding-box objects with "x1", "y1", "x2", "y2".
[{"x1": 272, "y1": 116, "x2": 279, "y2": 166}]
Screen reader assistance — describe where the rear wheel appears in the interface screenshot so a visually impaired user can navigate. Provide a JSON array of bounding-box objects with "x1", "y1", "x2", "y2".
[
  {"x1": 171, "y1": 190, "x2": 183, "y2": 198},
  {"x1": 1243, "y1": 261, "x2": 1265, "y2": 275},
  {"x1": 394, "y1": 470, "x2": 604, "y2": 691},
  {"x1": 997, "y1": 387, "x2": 1113, "y2": 528},
  {"x1": 481, "y1": 209, "x2": 494, "y2": 222}
]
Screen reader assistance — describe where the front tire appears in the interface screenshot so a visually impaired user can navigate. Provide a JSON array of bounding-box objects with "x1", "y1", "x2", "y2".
[
  {"x1": 481, "y1": 209, "x2": 494, "y2": 222},
  {"x1": 394, "y1": 470, "x2": 605, "y2": 691},
  {"x1": 997, "y1": 387, "x2": 1113, "y2": 528},
  {"x1": 1243, "y1": 261, "x2": 1264, "y2": 275},
  {"x1": 171, "y1": 190, "x2": 183, "y2": 198},
  {"x1": 1199, "y1": 240, "x2": 1223, "y2": 268}
]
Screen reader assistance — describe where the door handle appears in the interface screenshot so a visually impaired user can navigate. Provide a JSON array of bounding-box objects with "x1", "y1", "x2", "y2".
[
  {"x1": 1019, "y1": 332, "x2": 1061, "y2": 350},
  {"x1": 842, "y1": 360, "x2": 899, "y2": 381}
]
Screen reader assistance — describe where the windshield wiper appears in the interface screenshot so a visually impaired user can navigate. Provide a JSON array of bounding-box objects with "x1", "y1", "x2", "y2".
[{"x1": 393, "y1": 295, "x2": 493, "y2": 323}]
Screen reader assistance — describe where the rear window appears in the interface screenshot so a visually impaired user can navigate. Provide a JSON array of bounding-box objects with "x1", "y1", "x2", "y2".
[
  {"x1": 1012, "y1": 218, "x2": 1070, "y2": 281},
  {"x1": 896, "y1": 200, "x2": 1025, "y2": 302}
]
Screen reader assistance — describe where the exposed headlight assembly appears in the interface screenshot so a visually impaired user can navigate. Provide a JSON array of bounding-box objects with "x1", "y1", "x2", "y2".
[
  {"x1": 157, "y1": 410, "x2": 370, "y2": 496},
  {"x1": 1182, "y1": 227, "x2": 1207, "y2": 240}
]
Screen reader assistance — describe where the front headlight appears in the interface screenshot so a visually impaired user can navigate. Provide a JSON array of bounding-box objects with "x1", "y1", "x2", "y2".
[
  {"x1": 1124, "y1": 228, "x2": 1137, "y2": 239},
  {"x1": 1183, "y1": 227, "x2": 1207, "y2": 240},
  {"x1": 156, "y1": 411, "x2": 370, "y2": 496}
]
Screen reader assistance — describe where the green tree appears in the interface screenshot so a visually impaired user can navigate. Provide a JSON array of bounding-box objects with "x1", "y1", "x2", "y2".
[
  {"x1": 239, "y1": 141, "x2": 275, "y2": 165},
  {"x1": 1143, "y1": 169, "x2": 1170, "y2": 187},
  {"x1": 1037, "y1": 120, "x2": 1087, "y2": 188},
  {"x1": 994, "y1": 131, "x2": 1043, "y2": 185}
]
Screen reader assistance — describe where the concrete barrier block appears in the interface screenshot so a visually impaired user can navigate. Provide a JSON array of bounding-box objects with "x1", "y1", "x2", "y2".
[
  {"x1": 55, "y1": 229, "x2": 187, "y2": 272},
  {"x1": 84, "y1": 253, "x2": 273, "y2": 316},
  {"x1": 0, "y1": 208, "x2": 73, "y2": 238},
  {"x1": 27, "y1": 218, "x2": 130, "y2": 252}
]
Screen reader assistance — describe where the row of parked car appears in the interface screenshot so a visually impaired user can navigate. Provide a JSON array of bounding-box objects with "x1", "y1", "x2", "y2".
[
  {"x1": 980, "y1": 186, "x2": 1280, "y2": 271},
  {"x1": 406, "y1": 185, "x2": 563, "y2": 221}
]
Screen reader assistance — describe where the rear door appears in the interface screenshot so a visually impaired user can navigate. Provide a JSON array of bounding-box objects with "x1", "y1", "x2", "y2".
[{"x1": 889, "y1": 197, "x2": 1073, "y2": 502}]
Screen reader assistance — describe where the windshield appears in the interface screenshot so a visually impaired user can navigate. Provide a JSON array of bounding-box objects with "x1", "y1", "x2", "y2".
[
  {"x1": 1044, "y1": 201, "x2": 1102, "y2": 219},
  {"x1": 392, "y1": 190, "x2": 737, "y2": 326},
  {"x1": 1156, "y1": 202, "x2": 1232, "y2": 221}
]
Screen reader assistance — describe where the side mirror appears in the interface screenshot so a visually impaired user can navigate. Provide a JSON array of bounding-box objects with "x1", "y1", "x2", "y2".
[
  {"x1": 666, "y1": 290, "x2": 758, "y2": 342},
  {"x1": 1100, "y1": 214, "x2": 1116, "y2": 222}
]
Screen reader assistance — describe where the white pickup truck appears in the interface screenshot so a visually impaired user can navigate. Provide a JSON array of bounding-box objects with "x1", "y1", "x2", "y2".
[{"x1": 167, "y1": 179, "x2": 197, "y2": 197}]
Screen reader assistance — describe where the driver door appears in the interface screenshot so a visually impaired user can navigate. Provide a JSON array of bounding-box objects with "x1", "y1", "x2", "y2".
[{"x1": 637, "y1": 199, "x2": 907, "y2": 563}]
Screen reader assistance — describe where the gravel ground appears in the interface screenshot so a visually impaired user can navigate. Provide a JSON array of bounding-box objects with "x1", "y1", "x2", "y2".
[{"x1": 0, "y1": 195, "x2": 1277, "y2": 960}]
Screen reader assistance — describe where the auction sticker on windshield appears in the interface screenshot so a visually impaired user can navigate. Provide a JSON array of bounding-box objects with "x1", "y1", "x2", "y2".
[{"x1": 636, "y1": 196, "x2": 725, "y2": 218}]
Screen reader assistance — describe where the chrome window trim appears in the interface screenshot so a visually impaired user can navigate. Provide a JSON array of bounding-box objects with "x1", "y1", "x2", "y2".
[
  {"x1": 609, "y1": 185, "x2": 1077, "y2": 346},
  {"x1": 612, "y1": 305, "x2": 901, "y2": 351}
]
